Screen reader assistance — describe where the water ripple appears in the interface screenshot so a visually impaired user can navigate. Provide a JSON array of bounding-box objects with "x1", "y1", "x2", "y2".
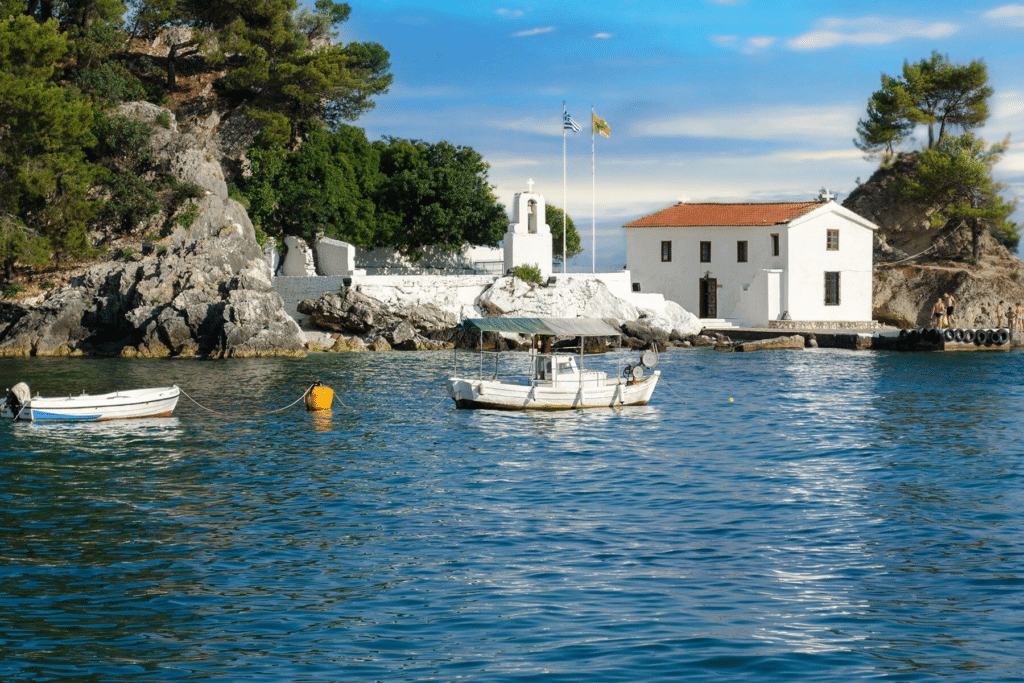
[{"x1": 2, "y1": 350, "x2": 1024, "y2": 681}]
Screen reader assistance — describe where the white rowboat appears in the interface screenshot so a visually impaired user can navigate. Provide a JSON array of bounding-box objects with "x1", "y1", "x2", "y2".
[{"x1": 2, "y1": 383, "x2": 180, "y2": 422}]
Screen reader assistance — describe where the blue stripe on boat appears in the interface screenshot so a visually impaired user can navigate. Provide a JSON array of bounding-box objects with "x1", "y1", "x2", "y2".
[{"x1": 31, "y1": 410, "x2": 102, "y2": 421}]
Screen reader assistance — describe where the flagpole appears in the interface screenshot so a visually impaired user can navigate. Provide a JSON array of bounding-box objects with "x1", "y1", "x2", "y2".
[
  {"x1": 591, "y1": 106, "x2": 596, "y2": 274},
  {"x1": 562, "y1": 102, "x2": 567, "y2": 273}
]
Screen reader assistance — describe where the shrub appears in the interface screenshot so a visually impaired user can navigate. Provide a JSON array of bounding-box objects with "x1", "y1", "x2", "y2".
[
  {"x1": 2, "y1": 283, "x2": 24, "y2": 299},
  {"x1": 512, "y1": 264, "x2": 543, "y2": 284}
]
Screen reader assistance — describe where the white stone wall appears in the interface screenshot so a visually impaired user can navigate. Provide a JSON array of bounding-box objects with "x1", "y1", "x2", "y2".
[
  {"x1": 272, "y1": 270, "x2": 700, "y2": 335},
  {"x1": 357, "y1": 245, "x2": 503, "y2": 275},
  {"x1": 275, "y1": 276, "x2": 351, "y2": 320}
]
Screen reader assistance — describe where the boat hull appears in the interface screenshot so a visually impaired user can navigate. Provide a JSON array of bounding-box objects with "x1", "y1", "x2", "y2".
[
  {"x1": 5, "y1": 386, "x2": 180, "y2": 422},
  {"x1": 447, "y1": 372, "x2": 659, "y2": 411}
]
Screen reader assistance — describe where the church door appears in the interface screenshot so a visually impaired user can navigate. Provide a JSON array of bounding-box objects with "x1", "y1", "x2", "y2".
[{"x1": 699, "y1": 277, "x2": 717, "y2": 319}]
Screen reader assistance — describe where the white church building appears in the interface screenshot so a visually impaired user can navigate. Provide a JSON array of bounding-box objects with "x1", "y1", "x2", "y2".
[{"x1": 623, "y1": 200, "x2": 878, "y2": 328}]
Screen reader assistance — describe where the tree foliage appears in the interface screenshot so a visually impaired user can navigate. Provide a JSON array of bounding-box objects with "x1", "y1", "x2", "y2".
[
  {"x1": 0, "y1": 14, "x2": 98, "y2": 277},
  {"x1": 898, "y1": 133, "x2": 1018, "y2": 255},
  {"x1": 182, "y1": 0, "x2": 391, "y2": 141},
  {"x1": 244, "y1": 126, "x2": 380, "y2": 245},
  {"x1": 242, "y1": 134, "x2": 509, "y2": 259},
  {"x1": 0, "y1": 0, "x2": 392, "y2": 279},
  {"x1": 545, "y1": 204, "x2": 582, "y2": 264},
  {"x1": 856, "y1": 52, "x2": 992, "y2": 157},
  {"x1": 372, "y1": 138, "x2": 507, "y2": 259}
]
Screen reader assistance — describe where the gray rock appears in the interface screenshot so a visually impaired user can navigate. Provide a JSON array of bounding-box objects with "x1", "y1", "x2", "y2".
[{"x1": 0, "y1": 118, "x2": 306, "y2": 358}]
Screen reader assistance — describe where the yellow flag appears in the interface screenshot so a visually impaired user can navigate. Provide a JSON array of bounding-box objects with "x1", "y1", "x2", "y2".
[{"x1": 592, "y1": 112, "x2": 610, "y2": 138}]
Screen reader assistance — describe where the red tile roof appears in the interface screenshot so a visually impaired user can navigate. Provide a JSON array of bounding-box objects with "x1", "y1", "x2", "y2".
[{"x1": 624, "y1": 201, "x2": 826, "y2": 228}]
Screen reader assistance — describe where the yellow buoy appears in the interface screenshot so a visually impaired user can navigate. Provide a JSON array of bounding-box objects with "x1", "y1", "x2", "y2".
[{"x1": 305, "y1": 380, "x2": 334, "y2": 411}]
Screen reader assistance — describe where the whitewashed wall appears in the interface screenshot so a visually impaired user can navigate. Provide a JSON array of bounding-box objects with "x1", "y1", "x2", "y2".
[
  {"x1": 786, "y1": 207, "x2": 874, "y2": 322},
  {"x1": 625, "y1": 223, "x2": 787, "y2": 324}
]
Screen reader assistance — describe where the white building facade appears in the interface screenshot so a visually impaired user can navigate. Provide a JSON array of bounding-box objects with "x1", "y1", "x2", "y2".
[{"x1": 623, "y1": 201, "x2": 877, "y2": 327}]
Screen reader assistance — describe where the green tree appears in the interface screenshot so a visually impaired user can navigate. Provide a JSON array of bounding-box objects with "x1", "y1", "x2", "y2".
[
  {"x1": 898, "y1": 133, "x2": 1018, "y2": 257},
  {"x1": 243, "y1": 125, "x2": 380, "y2": 245},
  {"x1": 89, "y1": 112, "x2": 161, "y2": 232},
  {"x1": 0, "y1": 14, "x2": 99, "y2": 278},
  {"x1": 545, "y1": 204, "x2": 582, "y2": 264},
  {"x1": 184, "y1": 0, "x2": 390, "y2": 141},
  {"x1": 854, "y1": 76, "x2": 915, "y2": 158},
  {"x1": 372, "y1": 138, "x2": 507, "y2": 259},
  {"x1": 856, "y1": 52, "x2": 992, "y2": 155}
]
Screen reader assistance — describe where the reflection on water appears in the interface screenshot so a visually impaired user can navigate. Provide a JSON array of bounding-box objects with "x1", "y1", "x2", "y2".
[{"x1": 1, "y1": 350, "x2": 1024, "y2": 682}]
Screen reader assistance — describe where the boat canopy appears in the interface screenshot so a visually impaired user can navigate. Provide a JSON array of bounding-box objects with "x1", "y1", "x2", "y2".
[{"x1": 462, "y1": 318, "x2": 621, "y2": 338}]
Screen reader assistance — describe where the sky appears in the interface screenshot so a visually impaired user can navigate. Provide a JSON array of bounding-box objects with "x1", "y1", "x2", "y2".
[{"x1": 329, "y1": 0, "x2": 1024, "y2": 270}]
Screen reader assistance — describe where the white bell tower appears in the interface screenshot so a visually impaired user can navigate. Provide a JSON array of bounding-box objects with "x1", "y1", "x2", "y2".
[{"x1": 503, "y1": 179, "x2": 553, "y2": 279}]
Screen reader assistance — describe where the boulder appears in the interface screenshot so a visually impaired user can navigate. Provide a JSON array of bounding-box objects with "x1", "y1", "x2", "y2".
[
  {"x1": 620, "y1": 320, "x2": 670, "y2": 345},
  {"x1": 478, "y1": 276, "x2": 640, "y2": 321},
  {"x1": 368, "y1": 336, "x2": 392, "y2": 352},
  {"x1": 330, "y1": 336, "x2": 368, "y2": 353},
  {"x1": 734, "y1": 335, "x2": 806, "y2": 351}
]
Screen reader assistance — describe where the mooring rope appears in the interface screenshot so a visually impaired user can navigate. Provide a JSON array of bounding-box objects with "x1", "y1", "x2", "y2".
[
  {"x1": 178, "y1": 383, "x2": 336, "y2": 416},
  {"x1": 657, "y1": 377, "x2": 686, "y2": 402}
]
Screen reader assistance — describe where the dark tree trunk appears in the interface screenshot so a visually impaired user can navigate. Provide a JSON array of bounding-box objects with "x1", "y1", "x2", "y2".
[{"x1": 167, "y1": 42, "x2": 178, "y2": 89}]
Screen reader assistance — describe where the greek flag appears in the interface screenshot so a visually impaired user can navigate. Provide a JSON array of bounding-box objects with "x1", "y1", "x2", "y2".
[{"x1": 563, "y1": 111, "x2": 581, "y2": 132}]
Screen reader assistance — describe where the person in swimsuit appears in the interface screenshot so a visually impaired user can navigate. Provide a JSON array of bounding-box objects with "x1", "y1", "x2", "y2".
[
  {"x1": 932, "y1": 297, "x2": 946, "y2": 328},
  {"x1": 996, "y1": 301, "x2": 1005, "y2": 328},
  {"x1": 943, "y1": 292, "x2": 956, "y2": 327}
]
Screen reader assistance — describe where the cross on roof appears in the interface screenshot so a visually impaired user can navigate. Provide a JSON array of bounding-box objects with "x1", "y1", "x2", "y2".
[
  {"x1": 819, "y1": 188, "x2": 835, "y2": 201},
  {"x1": 527, "y1": 178, "x2": 535, "y2": 192}
]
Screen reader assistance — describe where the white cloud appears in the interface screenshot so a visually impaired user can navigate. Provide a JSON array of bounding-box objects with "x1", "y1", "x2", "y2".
[
  {"x1": 787, "y1": 17, "x2": 959, "y2": 51},
  {"x1": 592, "y1": 32, "x2": 614, "y2": 39},
  {"x1": 711, "y1": 35, "x2": 738, "y2": 48},
  {"x1": 742, "y1": 36, "x2": 776, "y2": 53},
  {"x1": 495, "y1": 116, "x2": 566, "y2": 137},
  {"x1": 634, "y1": 105, "x2": 860, "y2": 142},
  {"x1": 988, "y1": 91, "x2": 1024, "y2": 134},
  {"x1": 512, "y1": 26, "x2": 555, "y2": 37},
  {"x1": 496, "y1": 8, "x2": 525, "y2": 18},
  {"x1": 984, "y1": 4, "x2": 1024, "y2": 26},
  {"x1": 999, "y1": 150, "x2": 1024, "y2": 172}
]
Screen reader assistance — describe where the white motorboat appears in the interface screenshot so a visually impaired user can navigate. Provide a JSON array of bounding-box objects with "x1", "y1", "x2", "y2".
[
  {"x1": 446, "y1": 318, "x2": 660, "y2": 410},
  {"x1": 2, "y1": 383, "x2": 180, "y2": 422}
]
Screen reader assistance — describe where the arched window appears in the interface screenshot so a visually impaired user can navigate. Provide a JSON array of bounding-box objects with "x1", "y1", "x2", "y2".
[{"x1": 527, "y1": 200, "x2": 538, "y2": 233}]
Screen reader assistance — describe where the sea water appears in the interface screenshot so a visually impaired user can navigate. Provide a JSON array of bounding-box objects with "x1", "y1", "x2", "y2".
[{"x1": 1, "y1": 349, "x2": 1023, "y2": 682}]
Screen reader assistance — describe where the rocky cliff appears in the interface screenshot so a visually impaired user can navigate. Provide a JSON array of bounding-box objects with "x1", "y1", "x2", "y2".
[
  {"x1": 843, "y1": 153, "x2": 1024, "y2": 328},
  {"x1": 0, "y1": 102, "x2": 306, "y2": 358}
]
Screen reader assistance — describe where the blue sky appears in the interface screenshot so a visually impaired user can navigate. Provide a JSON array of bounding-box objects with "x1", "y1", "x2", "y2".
[{"x1": 332, "y1": 1, "x2": 1024, "y2": 269}]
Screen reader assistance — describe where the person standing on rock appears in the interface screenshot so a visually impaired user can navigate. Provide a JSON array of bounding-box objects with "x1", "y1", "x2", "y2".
[
  {"x1": 1016, "y1": 302, "x2": 1024, "y2": 334},
  {"x1": 996, "y1": 301, "x2": 1005, "y2": 328},
  {"x1": 943, "y1": 292, "x2": 957, "y2": 327},
  {"x1": 932, "y1": 297, "x2": 947, "y2": 328},
  {"x1": 1007, "y1": 305, "x2": 1016, "y2": 339}
]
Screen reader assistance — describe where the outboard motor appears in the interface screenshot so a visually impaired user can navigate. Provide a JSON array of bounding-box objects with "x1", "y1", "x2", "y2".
[{"x1": 4, "y1": 382, "x2": 30, "y2": 419}]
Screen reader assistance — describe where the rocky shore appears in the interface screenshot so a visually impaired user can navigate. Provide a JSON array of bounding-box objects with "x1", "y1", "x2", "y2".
[
  {"x1": 4, "y1": 105, "x2": 1024, "y2": 359},
  {"x1": 0, "y1": 103, "x2": 305, "y2": 358}
]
